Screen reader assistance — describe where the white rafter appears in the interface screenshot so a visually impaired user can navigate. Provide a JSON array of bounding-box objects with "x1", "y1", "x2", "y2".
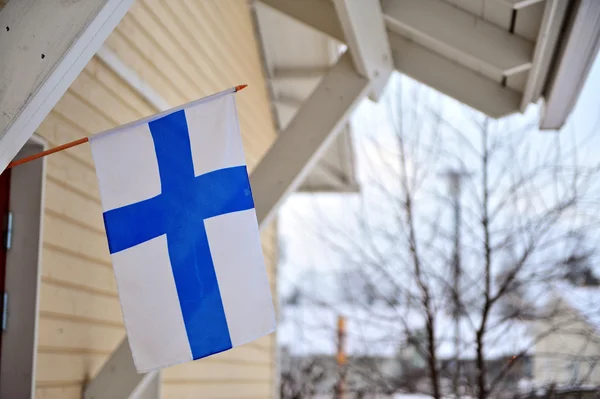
[{"x1": 332, "y1": 0, "x2": 393, "y2": 99}]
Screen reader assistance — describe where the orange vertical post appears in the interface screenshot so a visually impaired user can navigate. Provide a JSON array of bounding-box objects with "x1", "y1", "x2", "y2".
[{"x1": 335, "y1": 315, "x2": 347, "y2": 399}]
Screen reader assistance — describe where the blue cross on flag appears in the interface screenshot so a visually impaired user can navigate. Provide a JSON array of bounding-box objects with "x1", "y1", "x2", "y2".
[{"x1": 90, "y1": 88, "x2": 275, "y2": 372}]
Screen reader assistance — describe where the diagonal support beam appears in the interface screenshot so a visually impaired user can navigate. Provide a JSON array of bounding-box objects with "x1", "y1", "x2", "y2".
[
  {"x1": 252, "y1": 53, "x2": 370, "y2": 226},
  {"x1": 0, "y1": 0, "x2": 134, "y2": 173},
  {"x1": 85, "y1": 53, "x2": 370, "y2": 399},
  {"x1": 332, "y1": 0, "x2": 393, "y2": 100}
]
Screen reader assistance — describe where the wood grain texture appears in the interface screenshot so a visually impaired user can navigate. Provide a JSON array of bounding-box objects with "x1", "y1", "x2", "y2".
[
  {"x1": 35, "y1": 0, "x2": 278, "y2": 397},
  {"x1": 0, "y1": 0, "x2": 134, "y2": 171}
]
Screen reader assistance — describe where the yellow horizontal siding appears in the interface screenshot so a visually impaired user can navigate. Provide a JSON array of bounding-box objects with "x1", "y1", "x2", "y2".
[
  {"x1": 35, "y1": 0, "x2": 277, "y2": 397},
  {"x1": 35, "y1": 386, "x2": 82, "y2": 399}
]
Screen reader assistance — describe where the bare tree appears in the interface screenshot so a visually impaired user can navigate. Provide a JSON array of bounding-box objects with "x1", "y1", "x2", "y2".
[{"x1": 279, "y1": 74, "x2": 600, "y2": 399}]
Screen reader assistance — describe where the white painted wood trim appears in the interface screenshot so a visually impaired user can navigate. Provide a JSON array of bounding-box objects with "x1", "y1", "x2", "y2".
[
  {"x1": 520, "y1": 0, "x2": 569, "y2": 112},
  {"x1": 95, "y1": 46, "x2": 171, "y2": 112},
  {"x1": 388, "y1": 31, "x2": 522, "y2": 118},
  {"x1": 0, "y1": 0, "x2": 135, "y2": 173},
  {"x1": 382, "y1": 0, "x2": 534, "y2": 77},
  {"x1": 251, "y1": 53, "x2": 370, "y2": 227},
  {"x1": 0, "y1": 136, "x2": 46, "y2": 399},
  {"x1": 332, "y1": 0, "x2": 393, "y2": 100},
  {"x1": 540, "y1": 0, "x2": 600, "y2": 130}
]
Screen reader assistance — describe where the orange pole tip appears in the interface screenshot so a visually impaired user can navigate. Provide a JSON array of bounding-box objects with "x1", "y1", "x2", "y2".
[{"x1": 235, "y1": 84, "x2": 248, "y2": 92}]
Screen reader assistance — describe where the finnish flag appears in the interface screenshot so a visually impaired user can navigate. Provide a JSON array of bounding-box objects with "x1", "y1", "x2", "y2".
[{"x1": 89, "y1": 89, "x2": 276, "y2": 372}]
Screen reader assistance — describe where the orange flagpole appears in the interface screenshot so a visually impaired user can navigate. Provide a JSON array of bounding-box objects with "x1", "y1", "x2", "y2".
[
  {"x1": 6, "y1": 85, "x2": 248, "y2": 170},
  {"x1": 7, "y1": 137, "x2": 89, "y2": 169}
]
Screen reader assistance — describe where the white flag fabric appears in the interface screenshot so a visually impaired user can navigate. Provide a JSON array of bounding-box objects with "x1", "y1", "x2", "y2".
[{"x1": 89, "y1": 89, "x2": 275, "y2": 372}]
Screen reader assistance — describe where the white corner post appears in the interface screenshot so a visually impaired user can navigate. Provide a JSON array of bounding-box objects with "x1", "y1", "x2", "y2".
[
  {"x1": 332, "y1": 0, "x2": 393, "y2": 100},
  {"x1": 85, "y1": 52, "x2": 370, "y2": 399},
  {"x1": 0, "y1": 0, "x2": 134, "y2": 172}
]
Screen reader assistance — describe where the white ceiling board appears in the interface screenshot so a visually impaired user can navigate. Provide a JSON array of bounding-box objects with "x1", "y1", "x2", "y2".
[
  {"x1": 445, "y1": 0, "x2": 514, "y2": 30},
  {"x1": 446, "y1": 0, "x2": 486, "y2": 16},
  {"x1": 514, "y1": 1, "x2": 545, "y2": 40},
  {"x1": 258, "y1": 0, "x2": 345, "y2": 42},
  {"x1": 482, "y1": 0, "x2": 514, "y2": 29},
  {"x1": 255, "y1": 3, "x2": 334, "y2": 69}
]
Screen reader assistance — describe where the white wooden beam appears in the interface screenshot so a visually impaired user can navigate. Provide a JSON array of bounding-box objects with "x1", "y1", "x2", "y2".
[
  {"x1": 382, "y1": 0, "x2": 534, "y2": 77},
  {"x1": 259, "y1": 0, "x2": 344, "y2": 42},
  {"x1": 252, "y1": 53, "x2": 370, "y2": 226},
  {"x1": 520, "y1": 0, "x2": 569, "y2": 111},
  {"x1": 0, "y1": 0, "x2": 134, "y2": 173},
  {"x1": 332, "y1": 0, "x2": 393, "y2": 100},
  {"x1": 86, "y1": 52, "x2": 369, "y2": 399},
  {"x1": 388, "y1": 31, "x2": 522, "y2": 118},
  {"x1": 540, "y1": 0, "x2": 600, "y2": 130}
]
